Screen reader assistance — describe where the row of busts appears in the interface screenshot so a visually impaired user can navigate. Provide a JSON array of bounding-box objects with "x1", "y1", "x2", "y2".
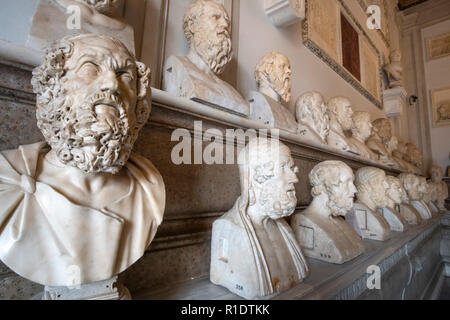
[
  {"x1": 210, "y1": 138, "x2": 448, "y2": 300},
  {"x1": 159, "y1": 0, "x2": 422, "y2": 173}
]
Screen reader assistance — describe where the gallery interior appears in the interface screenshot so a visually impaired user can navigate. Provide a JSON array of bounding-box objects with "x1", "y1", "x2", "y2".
[{"x1": 0, "y1": 0, "x2": 449, "y2": 300}]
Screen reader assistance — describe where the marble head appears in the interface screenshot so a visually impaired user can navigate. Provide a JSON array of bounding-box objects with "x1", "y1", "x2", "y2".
[
  {"x1": 31, "y1": 33, "x2": 151, "y2": 174},
  {"x1": 398, "y1": 173, "x2": 421, "y2": 201},
  {"x1": 255, "y1": 52, "x2": 291, "y2": 104},
  {"x1": 238, "y1": 138, "x2": 299, "y2": 220},
  {"x1": 405, "y1": 143, "x2": 423, "y2": 169},
  {"x1": 351, "y1": 111, "x2": 372, "y2": 142},
  {"x1": 309, "y1": 161, "x2": 357, "y2": 217},
  {"x1": 385, "y1": 176, "x2": 402, "y2": 208},
  {"x1": 431, "y1": 165, "x2": 443, "y2": 183},
  {"x1": 327, "y1": 96, "x2": 354, "y2": 131},
  {"x1": 355, "y1": 167, "x2": 388, "y2": 209},
  {"x1": 295, "y1": 91, "x2": 330, "y2": 141},
  {"x1": 183, "y1": 0, "x2": 232, "y2": 75},
  {"x1": 78, "y1": 0, "x2": 121, "y2": 14},
  {"x1": 372, "y1": 118, "x2": 392, "y2": 144}
]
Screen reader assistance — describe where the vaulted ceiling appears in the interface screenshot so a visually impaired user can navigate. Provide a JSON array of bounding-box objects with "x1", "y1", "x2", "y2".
[{"x1": 397, "y1": 0, "x2": 430, "y2": 10}]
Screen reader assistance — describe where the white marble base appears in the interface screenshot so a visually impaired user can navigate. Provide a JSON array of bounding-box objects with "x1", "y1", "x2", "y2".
[
  {"x1": 383, "y1": 87, "x2": 407, "y2": 118},
  {"x1": 399, "y1": 204, "x2": 422, "y2": 225},
  {"x1": 378, "y1": 207, "x2": 408, "y2": 232},
  {"x1": 41, "y1": 276, "x2": 131, "y2": 300},
  {"x1": 291, "y1": 212, "x2": 365, "y2": 264},
  {"x1": 411, "y1": 200, "x2": 432, "y2": 220},
  {"x1": 264, "y1": 0, "x2": 305, "y2": 27},
  {"x1": 345, "y1": 202, "x2": 390, "y2": 241}
]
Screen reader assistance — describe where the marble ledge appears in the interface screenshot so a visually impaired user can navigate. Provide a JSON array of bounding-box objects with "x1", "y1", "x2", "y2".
[
  {"x1": 134, "y1": 215, "x2": 442, "y2": 300},
  {"x1": 150, "y1": 89, "x2": 417, "y2": 176}
]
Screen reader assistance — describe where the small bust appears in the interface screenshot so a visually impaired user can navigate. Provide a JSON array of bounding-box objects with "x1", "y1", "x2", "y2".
[
  {"x1": 366, "y1": 118, "x2": 398, "y2": 167},
  {"x1": 430, "y1": 165, "x2": 449, "y2": 210},
  {"x1": 399, "y1": 174, "x2": 431, "y2": 220},
  {"x1": 210, "y1": 138, "x2": 308, "y2": 299},
  {"x1": 295, "y1": 91, "x2": 330, "y2": 145},
  {"x1": 349, "y1": 111, "x2": 377, "y2": 160},
  {"x1": 249, "y1": 52, "x2": 297, "y2": 133},
  {"x1": 163, "y1": 0, "x2": 249, "y2": 116},
  {"x1": 397, "y1": 173, "x2": 423, "y2": 224},
  {"x1": 383, "y1": 49, "x2": 404, "y2": 88},
  {"x1": 404, "y1": 143, "x2": 423, "y2": 170},
  {"x1": 385, "y1": 176, "x2": 403, "y2": 209},
  {"x1": 291, "y1": 161, "x2": 364, "y2": 264},
  {"x1": 326, "y1": 97, "x2": 359, "y2": 154},
  {"x1": 0, "y1": 34, "x2": 165, "y2": 287},
  {"x1": 346, "y1": 167, "x2": 391, "y2": 241}
]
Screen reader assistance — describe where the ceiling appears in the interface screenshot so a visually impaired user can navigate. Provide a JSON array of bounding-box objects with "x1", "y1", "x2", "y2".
[{"x1": 397, "y1": 0, "x2": 430, "y2": 10}]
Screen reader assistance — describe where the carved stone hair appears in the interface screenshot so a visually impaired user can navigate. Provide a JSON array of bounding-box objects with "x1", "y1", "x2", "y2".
[
  {"x1": 355, "y1": 167, "x2": 385, "y2": 190},
  {"x1": 31, "y1": 34, "x2": 151, "y2": 160},
  {"x1": 255, "y1": 52, "x2": 289, "y2": 90},
  {"x1": 372, "y1": 118, "x2": 391, "y2": 134},
  {"x1": 398, "y1": 173, "x2": 417, "y2": 190},
  {"x1": 352, "y1": 111, "x2": 371, "y2": 128},
  {"x1": 80, "y1": 0, "x2": 121, "y2": 14},
  {"x1": 183, "y1": 0, "x2": 231, "y2": 47},
  {"x1": 296, "y1": 91, "x2": 324, "y2": 122},
  {"x1": 327, "y1": 96, "x2": 350, "y2": 115},
  {"x1": 309, "y1": 161, "x2": 353, "y2": 197}
]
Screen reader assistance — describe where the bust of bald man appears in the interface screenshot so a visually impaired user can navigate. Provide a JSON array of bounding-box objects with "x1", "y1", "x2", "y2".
[
  {"x1": 345, "y1": 167, "x2": 391, "y2": 241},
  {"x1": 249, "y1": 52, "x2": 297, "y2": 133},
  {"x1": 291, "y1": 161, "x2": 364, "y2": 264}
]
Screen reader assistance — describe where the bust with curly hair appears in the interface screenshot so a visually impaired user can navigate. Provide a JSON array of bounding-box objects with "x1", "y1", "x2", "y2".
[
  {"x1": 290, "y1": 161, "x2": 364, "y2": 264},
  {"x1": 0, "y1": 34, "x2": 165, "y2": 292}
]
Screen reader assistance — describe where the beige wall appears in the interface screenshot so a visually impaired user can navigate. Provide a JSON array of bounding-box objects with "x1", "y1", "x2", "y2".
[{"x1": 422, "y1": 18, "x2": 450, "y2": 172}]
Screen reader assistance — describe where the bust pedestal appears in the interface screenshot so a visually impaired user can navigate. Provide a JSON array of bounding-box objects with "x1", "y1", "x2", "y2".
[
  {"x1": 264, "y1": 0, "x2": 306, "y2": 28},
  {"x1": 399, "y1": 204, "x2": 422, "y2": 225},
  {"x1": 40, "y1": 276, "x2": 131, "y2": 300},
  {"x1": 427, "y1": 201, "x2": 440, "y2": 215},
  {"x1": 291, "y1": 211, "x2": 364, "y2": 264},
  {"x1": 345, "y1": 202, "x2": 390, "y2": 241},
  {"x1": 383, "y1": 87, "x2": 407, "y2": 118},
  {"x1": 249, "y1": 91, "x2": 297, "y2": 134},
  {"x1": 378, "y1": 207, "x2": 408, "y2": 232},
  {"x1": 410, "y1": 200, "x2": 432, "y2": 220}
]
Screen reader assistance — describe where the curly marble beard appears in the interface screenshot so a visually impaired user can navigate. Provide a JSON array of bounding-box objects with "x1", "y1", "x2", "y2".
[
  {"x1": 275, "y1": 75, "x2": 291, "y2": 104},
  {"x1": 194, "y1": 28, "x2": 233, "y2": 75},
  {"x1": 44, "y1": 91, "x2": 133, "y2": 174},
  {"x1": 327, "y1": 189, "x2": 353, "y2": 217},
  {"x1": 257, "y1": 180, "x2": 297, "y2": 220}
]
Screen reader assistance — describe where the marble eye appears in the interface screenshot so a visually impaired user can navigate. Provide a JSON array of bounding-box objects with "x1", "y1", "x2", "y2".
[
  {"x1": 117, "y1": 71, "x2": 133, "y2": 82},
  {"x1": 78, "y1": 62, "x2": 99, "y2": 77}
]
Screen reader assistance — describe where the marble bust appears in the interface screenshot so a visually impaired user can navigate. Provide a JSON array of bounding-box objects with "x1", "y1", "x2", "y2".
[
  {"x1": 366, "y1": 118, "x2": 398, "y2": 167},
  {"x1": 418, "y1": 176, "x2": 435, "y2": 217},
  {"x1": 430, "y1": 165, "x2": 449, "y2": 211},
  {"x1": 379, "y1": 176, "x2": 408, "y2": 232},
  {"x1": 326, "y1": 97, "x2": 359, "y2": 154},
  {"x1": 249, "y1": 52, "x2": 297, "y2": 133},
  {"x1": 346, "y1": 167, "x2": 391, "y2": 241},
  {"x1": 0, "y1": 34, "x2": 166, "y2": 287},
  {"x1": 163, "y1": 0, "x2": 249, "y2": 116},
  {"x1": 398, "y1": 173, "x2": 431, "y2": 220},
  {"x1": 28, "y1": 0, "x2": 135, "y2": 55},
  {"x1": 383, "y1": 50, "x2": 404, "y2": 89},
  {"x1": 397, "y1": 173, "x2": 422, "y2": 224},
  {"x1": 424, "y1": 179, "x2": 440, "y2": 215},
  {"x1": 295, "y1": 91, "x2": 330, "y2": 145},
  {"x1": 291, "y1": 161, "x2": 364, "y2": 264},
  {"x1": 404, "y1": 143, "x2": 423, "y2": 172},
  {"x1": 210, "y1": 138, "x2": 309, "y2": 299},
  {"x1": 349, "y1": 111, "x2": 377, "y2": 160}
]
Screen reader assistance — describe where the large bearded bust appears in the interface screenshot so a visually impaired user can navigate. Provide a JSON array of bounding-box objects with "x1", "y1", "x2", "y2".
[
  {"x1": 163, "y1": 0, "x2": 249, "y2": 116},
  {"x1": 0, "y1": 34, "x2": 165, "y2": 287}
]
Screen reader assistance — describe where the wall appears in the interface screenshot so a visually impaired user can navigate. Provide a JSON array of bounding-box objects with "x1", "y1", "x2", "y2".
[{"x1": 421, "y1": 18, "x2": 450, "y2": 171}]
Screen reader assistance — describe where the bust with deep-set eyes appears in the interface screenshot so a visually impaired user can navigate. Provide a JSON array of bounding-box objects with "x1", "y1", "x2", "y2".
[
  {"x1": 0, "y1": 34, "x2": 165, "y2": 290},
  {"x1": 379, "y1": 176, "x2": 408, "y2": 232},
  {"x1": 291, "y1": 161, "x2": 365, "y2": 264}
]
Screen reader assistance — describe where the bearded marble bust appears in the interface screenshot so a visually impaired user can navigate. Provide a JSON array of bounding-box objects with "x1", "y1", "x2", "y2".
[
  {"x1": 326, "y1": 97, "x2": 360, "y2": 154},
  {"x1": 398, "y1": 173, "x2": 431, "y2": 220},
  {"x1": 430, "y1": 165, "x2": 449, "y2": 211},
  {"x1": 295, "y1": 91, "x2": 330, "y2": 145},
  {"x1": 366, "y1": 118, "x2": 399, "y2": 168},
  {"x1": 346, "y1": 167, "x2": 391, "y2": 241},
  {"x1": 0, "y1": 34, "x2": 165, "y2": 287},
  {"x1": 349, "y1": 111, "x2": 377, "y2": 160},
  {"x1": 163, "y1": 0, "x2": 249, "y2": 116},
  {"x1": 210, "y1": 138, "x2": 308, "y2": 299},
  {"x1": 397, "y1": 173, "x2": 422, "y2": 224},
  {"x1": 28, "y1": 0, "x2": 134, "y2": 55},
  {"x1": 404, "y1": 143, "x2": 423, "y2": 172},
  {"x1": 249, "y1": 52, "x2": 297, "y2": 133},
  {"x1": 291, "y1": 161, "x2": 364, "y2": 264},
  {"x1": 379, "y1": 176, "x2": 408, "y2": 232}
]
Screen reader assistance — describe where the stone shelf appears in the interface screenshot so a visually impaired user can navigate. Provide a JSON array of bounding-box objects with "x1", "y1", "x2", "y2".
[{"x1": 135, "y1": 215, "x2": 443, "y2": 300}]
